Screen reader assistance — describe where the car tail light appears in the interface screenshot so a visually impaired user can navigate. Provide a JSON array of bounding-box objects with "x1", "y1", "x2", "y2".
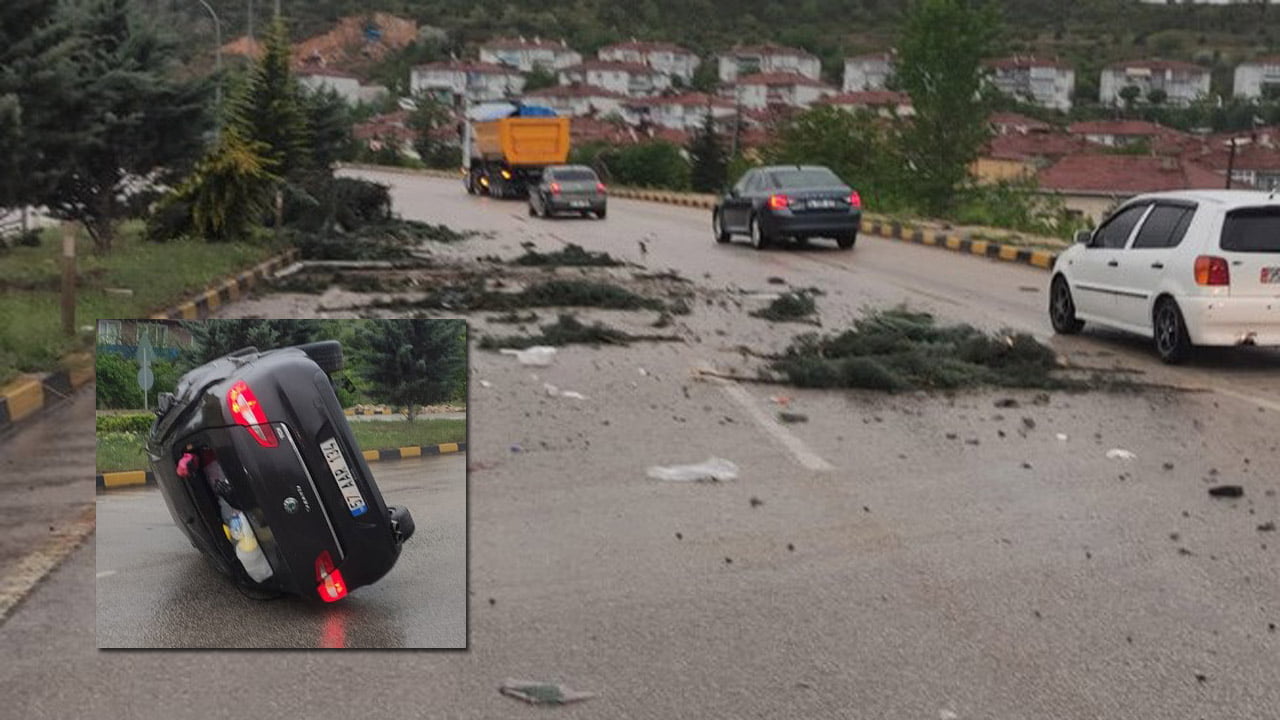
[
  {"x1": 315, "y1": 550, "x2": 348, "y2": 603},
  {"x1": 1194, "y1": 255, "x2": 1230, "y2": 286},
  {"x1": 849, "y1": 191, "x2": 862, "y2": 209},
  {"x1": 596, "y1": 182, "x2": 607, "y2": 194},
  {"x1": 227, "y1": 380, "x2": 277, "y2": 448},
  {"x1": 550, "y1": 182, "x2": 561, "y2": 194},
  {"x1": 767, "y1": 194, "x2": 790, "y2": 210}
]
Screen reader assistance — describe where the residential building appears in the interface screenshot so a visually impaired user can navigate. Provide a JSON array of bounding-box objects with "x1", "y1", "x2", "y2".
[
  {"x1": 1199, "y1": 140, "x2": 1280, "y2": 190},
  {"x1": 983, "y1": 56, "x2": 1075, "y2": 111},
  {"x1": 557, "y1": 60, "x2": 672, "y2": 97},
  {"x1": 1066, "y1": 119, "x2": 1181, "y2": 148},
  {"x1": 297, "y1": 70, "x2": 387, "y2": 105},
  {"x1": 1099, "y1": 60, "x2": 1210, "y2": 106},
  {"x1": 598, "y1": 40, "x2": 701, "y2": 81},
  {"x1": 622, "y1": 92, "x2": 736, "y2": 131},
  {"x1": 96, "y1": 320, "x2": 192, "y2": 360},
  {"x1": 842, "y1": 52, "x2": 895, "y2": 92},
  {"x1": 971, "y1": 131, "x2": 1087, "y2": 184},
  {"x1": 734, "y1": 72, "x2": 834, "y2": 110},
  {"x1": 353, "y1": 110, "x2": 419, "y2": 157},
  {"x1": 1234, "y1": 56, "x2": 1280, "y2": 99},
  {"x1": 479, "y1": 37, "x2": 582, "y2": 72},
  {"x1": 522, "y1": 84, "x2": 629, "y2": 118},
  {"x1": 989, "y1": 112, "x2": 1052, "y2": 136},
  {"x1": 718, "y1": 44, "x2": 821, "y2": 84},
  {"x1": 410, "y1": 62, "x2": 526, "y2": 106},
  {"x1": 1037, "y1": 153, "x2": 1225, "y2": 223},
  {"x1": 815, "y1": 91, "x2": 913, "y2": 117}
]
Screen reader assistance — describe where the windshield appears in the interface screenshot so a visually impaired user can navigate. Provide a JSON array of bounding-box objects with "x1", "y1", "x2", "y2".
[
  {"x1": 1221, "y1": 207, "x2": 1280, "y2": 253},
  {"x1": 767, "y1": 168, "x2": 845, "y2": 189}
]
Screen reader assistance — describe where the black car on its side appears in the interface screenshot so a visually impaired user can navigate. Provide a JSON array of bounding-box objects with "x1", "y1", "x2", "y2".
[
  {"x1": 712, "y1": 165, "x2": 862, "y2": 250},
  {"x1": 146, "y1": 342, "x2": 414, "y2": 603}
]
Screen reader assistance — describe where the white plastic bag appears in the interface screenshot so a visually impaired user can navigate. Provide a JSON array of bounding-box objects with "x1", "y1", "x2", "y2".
[
  {"x1": 646, "y1": 457, "x2": 740, "y2": 483},
  {"x1": 499, "y1": 346, "x2": 557, "y2": 366}
]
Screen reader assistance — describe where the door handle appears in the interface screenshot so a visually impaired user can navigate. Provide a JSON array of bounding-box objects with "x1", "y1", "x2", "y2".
[
  {"x1": 1107, "y1": 260, "x2": 1119, "y2": 267},
  {"x1": 1151, "y1": 262, "x2": 1164, "y2": 269}
]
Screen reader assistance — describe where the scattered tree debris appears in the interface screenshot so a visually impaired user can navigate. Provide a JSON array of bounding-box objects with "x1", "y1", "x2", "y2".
[
  {"x1": 489, "y1": 311, "x2": 539, "y2": 324},
  {"x1": 513, "y1": 243, "x2": 625, "y2": 267},
  {"x1": 751, "y1": 290, "x2": 819, "y2": 324},
  {"x1": 778, "y1": 411, "x2": 809, "y2": 424},
  {"x1": 500, "y1": 680, "x2": 595, "y2": 705},
  {"x1": 480, "y1": 314, "x2": 682, "y2": 350}
]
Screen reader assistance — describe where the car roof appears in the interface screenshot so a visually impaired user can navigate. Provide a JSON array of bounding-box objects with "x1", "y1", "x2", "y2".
[
  {"x1": 548, "y1": 165, "x2": 595, "y2": 173},
  {"x1": 1131, "y1": 189, "x2": 1280, "y2": 209}
]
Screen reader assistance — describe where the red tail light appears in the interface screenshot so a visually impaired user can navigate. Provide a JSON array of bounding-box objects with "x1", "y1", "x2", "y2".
[
  {"x1": 1194, "y1": 255, "x2": 1230, "y2": 286},
  {"x1": 596, "y1": 182, "x2": 607, "y2": 194},
  {"x1": 227, "y1": 380, "x2": 277, "y2": 448},
  {"x1": 315, "y1": 550, "x2": 348, "y2": 603},
  {"x1": 767, "y1": 194, "x2": 790, "y2": 210},
  {"x1": 550, "y1": 182, "x2": 561, "y2": 194},
  {"x1": 849, "y1": 190, "x2": 862, "y2": 209}
]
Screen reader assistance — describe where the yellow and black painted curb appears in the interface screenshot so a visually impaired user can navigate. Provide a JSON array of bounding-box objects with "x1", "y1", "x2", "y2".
[
  {"x1": 148, "y1": 248, "x2": 301, "y2": 322},
  {"x1": 96, "y1": 441, "x2": 466, "y2": 490},
  {"x1": 0, "y1": 353, "x2": 94, "y2": 436},
  {"x1": 863, "y1": 219, "x2": 1060, "y2": 272}
]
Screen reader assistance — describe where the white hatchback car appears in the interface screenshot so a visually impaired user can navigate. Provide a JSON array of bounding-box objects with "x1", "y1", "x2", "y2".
[{"x1": 1050, "y1": 190, "x2": 1280, "y2": 363}]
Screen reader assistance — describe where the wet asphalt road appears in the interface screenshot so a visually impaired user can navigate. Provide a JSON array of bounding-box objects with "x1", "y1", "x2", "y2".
[
  {"x1": 2, "y1": 170, "x2": 1278, "y2": 717},
  {"x1": 94, "y1": 452, "x2": 466, "y2": 648}
]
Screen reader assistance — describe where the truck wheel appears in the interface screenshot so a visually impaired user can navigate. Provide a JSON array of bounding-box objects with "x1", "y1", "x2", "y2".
[
  {"x1": 296, "y1": 340, "x2": 343, "y2": 374},
  {"x1": 465, "y1": 173, "x2": 476, "y2": 195}
]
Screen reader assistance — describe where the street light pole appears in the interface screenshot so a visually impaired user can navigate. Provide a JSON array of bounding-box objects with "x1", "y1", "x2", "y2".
[{"x1": 195, "y1": 0, "x2": 223, "y2": 142}]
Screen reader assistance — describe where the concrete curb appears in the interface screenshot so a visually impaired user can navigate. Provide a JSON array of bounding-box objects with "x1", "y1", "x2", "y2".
[
  {"x1": 147, "y1": 248, "x2": 301, "y2": 321},
  {"x1": 0, "y1": 354, "x2": 94, "y2": 436},
  {"x1": 344, "y1": 407, "x2": 397, "y2": 416},
  {"x1": 95, "y1": 441, "x2": 467, "y2": 490}
]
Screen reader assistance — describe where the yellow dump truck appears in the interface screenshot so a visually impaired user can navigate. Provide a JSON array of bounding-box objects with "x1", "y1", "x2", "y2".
[{"x1": 463, "y1": 105, "x2": 571, "y2": 199}]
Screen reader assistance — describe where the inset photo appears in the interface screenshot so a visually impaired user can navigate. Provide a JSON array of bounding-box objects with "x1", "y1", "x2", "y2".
[{"x1": 94, "y1": 319, "x2": 467, "y2": 648}]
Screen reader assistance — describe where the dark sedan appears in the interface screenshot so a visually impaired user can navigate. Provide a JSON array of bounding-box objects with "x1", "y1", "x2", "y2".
[
  {"x1": 528, "y1": 165, "x2": 607, "y2": 219},
  {"x1": 712, "y1": 165, "x2": 862, "y2": 250}
]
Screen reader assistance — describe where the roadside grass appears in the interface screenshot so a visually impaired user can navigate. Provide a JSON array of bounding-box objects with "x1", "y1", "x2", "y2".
[
  {"x1": 95, "y1": 418, "x2": 467, "y2": 473},
  {"x1": 478, "y1": 313, "x2": 681, "y2": 350},
  {"x1": 770, "y1": 306, "x2": 1072, "y2": 392},
  {"x1": 0, "y1": 221, "x2": 278, "y2": 385}
]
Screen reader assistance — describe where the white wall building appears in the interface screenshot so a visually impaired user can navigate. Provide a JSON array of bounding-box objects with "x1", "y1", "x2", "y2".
[
  {"x1": 718, "y1": 44, "x2": 821, "y2": 84},
  {"x1": 558, "y1": 61, "x2": 672, "y2": 97},
  {"x1": 622, "y1": 92, "x2": 736, "y2": 130},
  {"x1": 1234, "y1": 56, "x2": 1280, "y2": 99},
  {"x1": 983, "y1": 56, "x2": 1075, "y2": 111},
  {"x1": 298, "y1": 70, "x2": 389, "y2": 105},
  {"x1": 1099, "y1": 60, "x2": 1210, "y2": 106},
  {"x1": 734, "y1": 72, "x2": 834, "y2": 110},
  {"x1": 842, "y1": 52, "x2": 895, "y2": 92},
  {"x1": 478, "y1": 37, "x2": 582, "y2": 72},
  {"x1": 815, "y1": 91, "x2": 914, "y2": 117},
  {"x1": 410, "y1": 62, "x2": 526, "y2": 106},
  {"x1": 598, "y1": 40, "x2": 701, "y2": 82},
  {"x1": 522, "y1": 84, "x2": 628, "y2": 118}
]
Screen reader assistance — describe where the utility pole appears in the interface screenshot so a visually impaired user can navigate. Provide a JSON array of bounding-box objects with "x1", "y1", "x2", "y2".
[
  {"x1": 247, "y1": 0, "x2": 254, "y2": 39},
  {"x1": 1225, "y1": 137, "x2": 1237, "y2": 190},
  {"x1": 60, "y1": 223, "x2": 76, "y2": 337}
]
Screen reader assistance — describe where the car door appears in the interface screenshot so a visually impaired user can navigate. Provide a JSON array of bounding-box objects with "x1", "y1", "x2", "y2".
[
  {"x1": 722, "y1": 171, "x2": 756, "y2": 231},
  {"x1": 1116, "y1": 202, "x2": 1196, "y2": 332},
  {"x1": 1068, "y1": 202, "x2": 1152, "y2": 321}
]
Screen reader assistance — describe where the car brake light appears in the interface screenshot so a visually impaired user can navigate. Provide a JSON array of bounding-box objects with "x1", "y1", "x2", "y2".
[
  {"x1": 227, "y1": 380, "x2": 277, "y2": 448},
  {"x1": 849, "y1": 191, "x2": 862, "y2": 209},
  {"x1": 767, "y1": 194, "x2": 790, "y2": 210},
  {"x1": 1194, "y1": 255, "x2": 1230, "y2": 286},
  {"x1": 550, "y1": 182, "x2": 561, "y2": 194},
  {"x1": 315, "y1": 550, "x2": 348, "y2": 603},
  {"x1": 596, "y1": 182, "x2": 607, "y2": 194}
]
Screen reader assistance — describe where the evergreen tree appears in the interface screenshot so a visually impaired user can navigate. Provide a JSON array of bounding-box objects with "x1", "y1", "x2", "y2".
[
  {"x1": 230, "y1": 17, "x2": 310, "y2": 180},
  {"x1": 407, "y1": 92, "x2": 458, "y2": 169},
  {"x1": 687, "y1": 109, "x2": 728, "y2": 193},
  {"x1": 523, "y1": 64, "x2": 558, "y2": 92},
  {"x1": 895, "y1": 0, "x2": 1001, "y2": 215},
  {"x1": 301, "y1": 85, "x2": 355, "y2": 171},
  {"x1": 180, "y1": 319, "x2": 326, "y2": 369},
  {"x1": 165, "y1": 125, "x2": 280, "y2": 242},
  {"x1": 354, "y1": 320, "x2": 466, "y2": 422}
]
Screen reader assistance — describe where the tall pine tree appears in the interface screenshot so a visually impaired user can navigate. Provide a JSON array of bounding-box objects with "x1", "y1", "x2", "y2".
[
  {"x1": 229, "y1": 17, "x2": 310, "y2": 181},
  {"x1": 354, "y1": 320, "x2": 466, "y2": 422},
  {"x1": 687, "y1": 109, "x2": 728, "y2": 193}
]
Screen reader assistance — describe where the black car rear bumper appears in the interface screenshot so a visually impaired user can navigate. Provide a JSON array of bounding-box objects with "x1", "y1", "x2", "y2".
[{"x1": 761, "y1": 209, "x2": 861, "y2": 237}]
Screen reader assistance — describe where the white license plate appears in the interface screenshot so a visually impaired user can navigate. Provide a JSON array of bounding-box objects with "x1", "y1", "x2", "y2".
[
  {"x1": 808, "y1": 199, "x2": 837, "y2": 209},
  {"x1": 319, "y1": 437, "x2": 367, "y2": 517},
  {"x1": 570, "y1": 200, "x2": 589, "y2": 208},
  {"x1": 1262, "y1": 267, "x2": 1280, "y2": 284}
]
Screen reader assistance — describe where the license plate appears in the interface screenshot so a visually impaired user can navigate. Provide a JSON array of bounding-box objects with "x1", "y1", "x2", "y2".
[
  {"x1": 808, "y1": 199, "x2": 837, "y2": 209},
  {"x1": 319, "y1": 437, "x2": 367, "y2": 516},
  {"x1": 570, "y1": 200, "x2": 588, "y2": 208},
  {"x1": 1263, "y1": 267, "x2": 1280, "y2": 284}
]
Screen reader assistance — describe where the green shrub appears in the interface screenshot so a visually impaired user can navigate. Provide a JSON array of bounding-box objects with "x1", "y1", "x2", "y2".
[
  {"x1": 95, "y1": 351, "x2": 182, "y2": 409},
  {"x1": 96, "y1": 413, "x2": 155, "y2": 434}
]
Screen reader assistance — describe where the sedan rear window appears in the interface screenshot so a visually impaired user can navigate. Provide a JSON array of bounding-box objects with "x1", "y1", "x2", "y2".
[
  {"x1": 767, "y1": 168, "x2": 845, "y2": 189},
  {"x1": 551, "y1": 169, "x2": 597, "y2": 182},
  {"x1": 1221, "y1": 207, "x2": 1280, "y2": 252}
]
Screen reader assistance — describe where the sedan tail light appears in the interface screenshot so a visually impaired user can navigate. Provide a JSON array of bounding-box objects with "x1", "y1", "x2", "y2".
[
  {"x1": 315, "y1": 550, "x2": 348, "y2": 603},
  {"x1": 849, "y1": 191, "x2": 862, "y2": 209},
  {"x1": 596, "y1": 182, "x2": 607, "y2": 194},
  {"x1": 550, "y1": 182, "x2": 561, "y2": 195},
  {"x1": 1194, "y1": 255, "x2": 1230, "y2": 286},
  {"x1": 227, "y1": 380, "x2": 277, "y2": 448},
  {"x1": 767, "y1": 194, "x2": 790, "y2": 210}
]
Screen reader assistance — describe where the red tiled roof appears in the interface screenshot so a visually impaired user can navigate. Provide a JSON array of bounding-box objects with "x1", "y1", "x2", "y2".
[
  {"x1": 1067, "y1": 120, "x2": 1180, "y2": 137},
  {"x1": 414, "y1": 61, "x2": 522, "y2": 75},
  {"x1": 482, "y1": 37, "x2": 573, "y2": 50},
  {"x1": 1038, "y1": 154, "x2": 1224, "y2": 194},
  {"x1": 984, "y1": 132, "x2": 1087, "y2": 162},
  {"x1": 984, "y1": 55, "x2": 1070, "y2": 71},
  {"x1": 1199, "y1": 143, "x2": 1280, "y2": 172},
  {"x1": 599, "y1": 40, "x2": 695, "y2": 56},
  {"x1": 726, "y1": 43, "x2": 817, "y2": 60},
  {"x1": 626, "y1": 92, "x2": 734, "y2": 109},
  {"x1": 1107, "y1": 59, "x2": 1206, "y2": 73},
  {"x1": 560, "y1": 60, "x2": 663, "y2": 75},
  {"x1": 817, "y1": 91, "x2": 910, "y2": 107},
  {"x1": 989, "y1": 112, "x2": 1052, "y2": 131},
  {"x1": 570, "y1": 117, "x2": 641, "y2": 145},
  {"x1": 297, "y1": 68, "x2": 361, "y2": 79},
  {"x1": 353, "y1": 110, "x2": 415, "y2": 142},
  {"x1": 525, "y1": 83, "x2": 628, "y2": 99},
  {"x1": 736, "y1": 72, "x2": 831, "y2": 89}
]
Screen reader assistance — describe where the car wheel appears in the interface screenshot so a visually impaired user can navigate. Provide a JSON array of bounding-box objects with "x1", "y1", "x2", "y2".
[
  {"x1": 1153, "y1": 297, "x2": 1192, "y2": 364},
  {"x1": 389, "y1": 505, "x2": 415, "y2": 544},
  {"x1": 1049, "y1": 275, "x2": 1085, "y2": 334},
  {"x1": 595, "y1": 208, "x2": 607, "y2": 220},
  {"x1": 749, "y1": 214, "x2": 769, "y2": 251},
  {"x1": 836, "y1": 232, "x2": 856, "y2": 250},
  {"x1": 527, "y1": 202, "x2": 536, "y2": 217},
  {"x1": 465, "y1": 174, "x2": 476, "y2": 195},
  {"x1": 295, "y1": 340, "x2": 344, "y2": 374},
  {"x1": 713, "y1": 210, "x2": 730, "y2": 243}
]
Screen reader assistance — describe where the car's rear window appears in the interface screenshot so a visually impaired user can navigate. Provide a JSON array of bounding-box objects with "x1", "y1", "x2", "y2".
[
  {"x1": 1221, "y1": 207, "x2": 1280, "y2": 253},
  {"x1": 552, "y1": 169, "x2": 597, "y2": 182},
  {"x1": 767, "y1": 169, "x2": 845, "y2": 189}
]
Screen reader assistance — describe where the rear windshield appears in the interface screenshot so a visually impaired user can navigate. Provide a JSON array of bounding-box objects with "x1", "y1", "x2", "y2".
[
  {"x1": 552, "y1": 169, "x2": 597, "y2": 182},
  {"x1": 1221, "y1": 207, "x2": 1280, "y2": 253},
  {"x1": 767, "y1": 168, "x2": 845, "y2": 189}
]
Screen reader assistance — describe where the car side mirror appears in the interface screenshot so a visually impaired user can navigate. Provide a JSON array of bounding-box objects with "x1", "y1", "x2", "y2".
[{"x1": 1074, "y1": 229, "x2": 1093, "y2": 245}]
